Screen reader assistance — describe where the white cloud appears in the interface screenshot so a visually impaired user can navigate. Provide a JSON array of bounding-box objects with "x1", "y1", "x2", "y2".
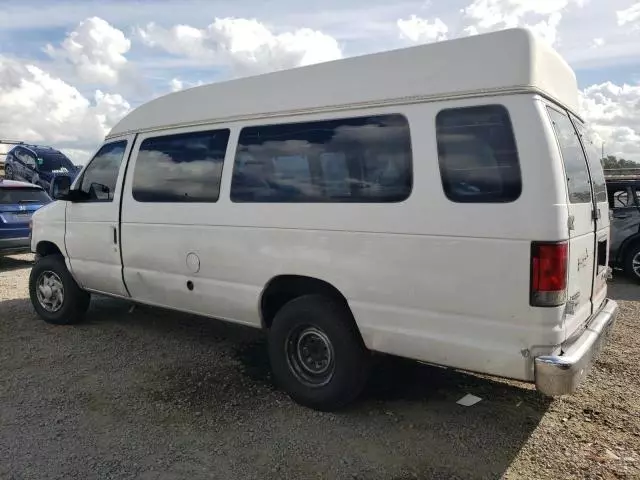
[
  {"x1": 580, "y1": 82, "x2": 640, "y2": 161},
  {"x1": 168, "y1": 77, "x2": 205, "y2": 93},
  {"x1": 0, "y1": 56, "x2": 130, "y2": 164},
  {"x1": 463, "y1": 26, "x2": 480, "y2": 36},
  {"x1": 169, "y1": 78, "x2": 184, "y2": 92},
  {"x1": 137, "y1": 17, "x2": 342, "y2": 76},
  {"x1": 0, "y1": 3, "x2": 636, "y2": 167},
  {"x1": 44, "y1": 17, "x2": 131, "y2": 86},
  {"x1": 92, "y1": 90, "x2": 131, "y2": 133},
  {"x1": 461, "y1": 0, "x2": 587, "y2": 45},
  {"x1": 524, "y1": 12, "x2": 562, "y2": 45},
  {"x1": 462, "y1": 0, "x2": 586, "y2": 28},
  {"x1": 397, "y1": 15, "x2": 449, "y2": 43},
  {"x1": 61, "y1": 148, "x2": 96, "y2": 165},
  {"x1": 617, "y1": 2, "x2": 640, "y2": 26}
]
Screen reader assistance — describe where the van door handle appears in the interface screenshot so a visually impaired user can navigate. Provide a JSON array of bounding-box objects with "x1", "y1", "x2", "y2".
[{"x1": 112, "y1": 226, "x2": 117, "y2": 244}]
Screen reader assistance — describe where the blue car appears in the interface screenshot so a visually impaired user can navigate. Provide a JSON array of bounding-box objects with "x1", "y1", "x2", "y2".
[
  {"x1": 3, "y1": 144, "x2": 79, "y2": 195},
  {"x1": 0, "y1": 179, "x2": 51, "y2": 255}
]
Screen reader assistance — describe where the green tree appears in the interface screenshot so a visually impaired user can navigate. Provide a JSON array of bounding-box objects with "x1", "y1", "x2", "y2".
[{"x1": 601, "y1": 155, "x2": 640, "y2": 170}]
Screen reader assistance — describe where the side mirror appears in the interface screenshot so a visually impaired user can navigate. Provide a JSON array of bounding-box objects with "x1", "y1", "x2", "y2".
[{"x1": 50, "y1": 175, "x2": 72, "y2": 200}]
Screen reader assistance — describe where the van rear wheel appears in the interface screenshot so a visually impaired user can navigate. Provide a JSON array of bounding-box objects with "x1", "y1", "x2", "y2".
[
  {"x1": 29, "y1": 254, "x2": 90, "y2": 325},
  {"x1": 268, "y1": 294, "x2": 370, "y2": 411},
  {"x1": 624, "y1": 243, "x2": 640, "y2": 283}
]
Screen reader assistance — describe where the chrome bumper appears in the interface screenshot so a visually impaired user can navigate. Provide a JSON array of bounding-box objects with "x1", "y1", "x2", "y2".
[{"x1": 534, "y1": 298, "x2": 618, "y2": 396}]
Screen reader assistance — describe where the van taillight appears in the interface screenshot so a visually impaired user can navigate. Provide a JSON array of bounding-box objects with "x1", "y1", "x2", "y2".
[{"x1": 530, "y1": 241, "x2": 568, "y2": 307}]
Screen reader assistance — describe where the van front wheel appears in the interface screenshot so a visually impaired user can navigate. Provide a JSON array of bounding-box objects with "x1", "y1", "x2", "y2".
[
  {"x1": 268, "y1": 294, "x2": 370, "y2": 411},
  {"x1": 29, "y1": 255, "x2": 90, "y2": 325}
]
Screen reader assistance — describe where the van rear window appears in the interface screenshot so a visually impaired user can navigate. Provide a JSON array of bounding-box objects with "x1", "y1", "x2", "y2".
[
  {"x1": 230, "y1": 114, "x2": 412, "y2": 203},
  {"x1": 547, "y1": 108, "x2": 592, "y2": 204},
  {"x1": 573, "y1": 120, "x2": 607, "y2": 203},
  {"x1": 0, "y1": 187, "x2": 50, "y2": 204},
  {"x1": 436, "y1": 105, "x2": 522, "y2": 203}
]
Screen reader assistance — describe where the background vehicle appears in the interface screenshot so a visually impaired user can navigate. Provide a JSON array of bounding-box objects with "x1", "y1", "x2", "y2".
[
  {"x1": 0, "y1": 139, "x2": 24, "y2": 176},
  {"x1": 4, "y1": 144, "x2": 80, "y2": 195},
  {"x1": 0, "y1": 179, "x2": 51, "y2": 255},
  {"x1": 606, "y1": 179, "x2": 640, "y2": 281}
]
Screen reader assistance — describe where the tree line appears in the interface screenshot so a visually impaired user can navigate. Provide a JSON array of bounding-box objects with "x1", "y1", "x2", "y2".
[{"x1": 601, "y1": 155, "x2": 640, "y2": 170}]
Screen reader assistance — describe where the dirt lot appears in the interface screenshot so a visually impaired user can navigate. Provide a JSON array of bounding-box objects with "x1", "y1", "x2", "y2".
[{"x1": 0, "y1": 254, "x2": 638, "y2": 480}]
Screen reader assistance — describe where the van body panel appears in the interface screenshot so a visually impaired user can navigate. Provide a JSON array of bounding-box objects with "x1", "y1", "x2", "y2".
[
  {"x1": 575, "y1": 119, "x2": 610, "y2": 313},
  {"x1": 108, "y1": 29, "x2": 579, "y2": 138},
  {"x1": 543, "y1": 103, "x2": 609, "y2": 342},
  {"x1": 116, "y1": 96, "x2": 570, "y2": 382},
  {"x1": 119, "y1": 223, "x2": 563, "y2": 381},
  {"x1": 63, "y1": 135, "x2": 135, "y2": 297}
]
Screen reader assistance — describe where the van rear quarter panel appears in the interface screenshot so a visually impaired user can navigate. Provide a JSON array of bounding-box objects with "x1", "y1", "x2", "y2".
[{"x1": 120, "y1": 94, "x2": 568, "y2": 381}]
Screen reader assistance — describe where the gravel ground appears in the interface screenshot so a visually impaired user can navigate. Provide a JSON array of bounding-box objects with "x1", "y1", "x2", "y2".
[{"x1": 0, "y1": 254, "x2": 638, "y2": 480}]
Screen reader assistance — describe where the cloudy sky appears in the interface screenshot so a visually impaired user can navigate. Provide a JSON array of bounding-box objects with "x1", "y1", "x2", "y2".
[{"x1": 0, "y1": 0, "x2": 638, "y2": 164}]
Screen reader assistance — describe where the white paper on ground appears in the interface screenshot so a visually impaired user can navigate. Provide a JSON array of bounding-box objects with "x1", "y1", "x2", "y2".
[{"x1": 456, "y1": 394, "x2": 482, "y2": 407}]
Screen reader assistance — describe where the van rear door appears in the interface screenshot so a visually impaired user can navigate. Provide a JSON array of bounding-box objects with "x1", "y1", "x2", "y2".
[
  {"x1": 547, "y1": 107, "x2": 602, "y2": 339},
  {"x1": 572, "y1": 118, "x2": 609, "y2": 310}
]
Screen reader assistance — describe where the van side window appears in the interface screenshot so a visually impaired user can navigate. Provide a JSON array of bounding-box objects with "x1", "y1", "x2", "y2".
[
  {"x1": 132, "y1": 129, "x2": 230, "y2": 203},
  {"x1": 436, "y1": 105, "x2": 522, "y2": 203},
  {"x1": 79, "y1": 141, "x2": 128, "y2": 202},
  {"x1": 230, "y1": 114, "x2": 412, "y2": 203},
  {"x1": 547, "y1": 108, "x2": 592, "y2": 204}
]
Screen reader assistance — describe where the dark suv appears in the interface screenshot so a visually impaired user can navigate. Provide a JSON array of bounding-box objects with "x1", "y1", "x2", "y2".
[
  {"x1": 607, "y1": 179, "x2": 640, "y2": 281},
  {"x1": 4, "y1": 144, "x2": 80, "y2": 195}
]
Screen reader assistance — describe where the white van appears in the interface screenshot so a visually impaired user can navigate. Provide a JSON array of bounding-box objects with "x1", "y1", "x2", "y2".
[{"x1": 29, "y1": 28, "x2": 618, "y2": 410}]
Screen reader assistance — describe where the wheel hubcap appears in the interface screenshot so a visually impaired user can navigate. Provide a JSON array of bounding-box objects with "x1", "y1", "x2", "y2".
[
  {"x1": 36, "y1": 271, "x2": 64, "y2": 313},
  {"x1": 633, "y1": 252, "x2": 640, "y2": 278},
  {"x1": 286, "y1": 326, "x2": 335, "y2": 387}
]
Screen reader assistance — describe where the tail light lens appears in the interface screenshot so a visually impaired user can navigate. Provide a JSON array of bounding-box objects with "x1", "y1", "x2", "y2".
[{"x1": 530, "y1": 241, "x2": 568, "y2": 307}]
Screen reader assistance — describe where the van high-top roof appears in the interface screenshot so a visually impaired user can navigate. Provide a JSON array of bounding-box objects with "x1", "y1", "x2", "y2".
[{"x1": 108, "y1": 28, "x2": 579, "y2": 138}]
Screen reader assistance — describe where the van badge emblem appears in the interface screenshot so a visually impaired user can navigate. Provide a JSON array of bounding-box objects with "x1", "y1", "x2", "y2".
[{"x1": 577, "y1": 250, "x2": 589, "y2": 270}]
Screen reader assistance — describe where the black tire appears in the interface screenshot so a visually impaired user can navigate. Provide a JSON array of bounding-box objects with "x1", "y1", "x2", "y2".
[
  {"x1": 29, "y1": 254, "x2": 90, "y2": 325},
  {"x1": 4, "y1": 164, "x2": 13, "y2": 180},
  {"x1": 623, "y1": 243, "x2": 640, "y2": 283},
  {"x1": 268, "y1": 294, "x2": 370, "y2": 411}
]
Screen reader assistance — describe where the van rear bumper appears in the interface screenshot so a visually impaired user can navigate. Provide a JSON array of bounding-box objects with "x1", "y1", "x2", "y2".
[{"x1": 534, "y1": 298, "x2": 618, "y2": 396}]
